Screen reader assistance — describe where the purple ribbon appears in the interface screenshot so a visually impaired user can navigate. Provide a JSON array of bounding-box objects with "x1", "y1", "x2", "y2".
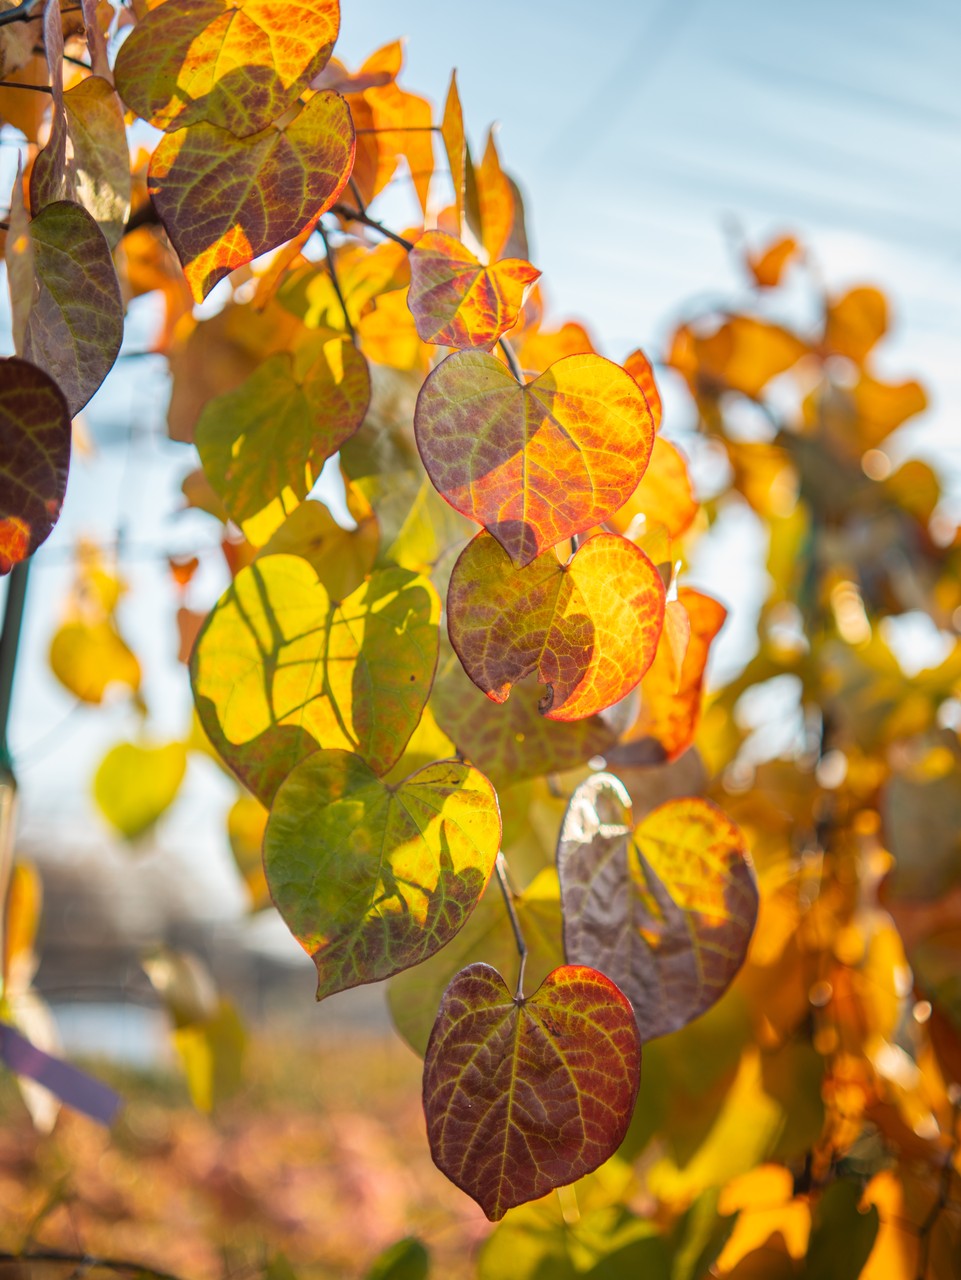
[{"x1": 0, "y1": 1022, "x2": 121, "y2": 1125}]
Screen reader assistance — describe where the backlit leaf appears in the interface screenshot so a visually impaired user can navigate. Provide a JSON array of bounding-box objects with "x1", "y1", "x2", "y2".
[
  {"x1": 190, "y1": 555, "x2": 439, "y2": 804},
  {"x1": 49, "y1": 619, "x2": 141, "y2": 702},
  {"x1": 669, "y1": 316, "x2": 806, "y2": 400},
  {"x1": 9, "y1": 201, "x2": 123, "y2": 418},
  {"x1": 149, "y1": 90, "x2": 354, "y2": 301},
  {"x1": 415, "y1": 351, "x2": 656, "y2": 567},
  {"x1": 476, "y1": 129, "x2": 513, "y2": 262},
  {"x1": 54, "y1": 78, "x2": 132, "y2": 248},
  {"x1": 93, "y1": 740, "x2": 187, "y2": 840},
  {"x1": 623, "y1": 348, "x2": 662, "y2": 432},
  {"x1": 606, "y1": 437, "x2": 697, "y2": 540},
  {"x1": 423, "y1": 962, "x2": 641, "y2": 1220},
  {"x1": 195, "y1": 337, "x2": 370, "y2": 544},
  {"x1": 258, "y1": 497, "x2": 379, "y2": 600},
  {"x1": 746, "y1": 234, "x2": 799, "y2": 289},
  {"x1": 408, "y1": 231, "x2": 540, "y2": 351},
  {"x1": 823, "y1": 286, "x2": 887, "y2": 365},
  {"x1": 226, "y1": 792, "x2": 270, "y2": 909},
  {"x1": 557, "y1": 776, "x2": 757, "y2": 1038},
  {"x1": 173, "y1": 998, "x2": 246, "y2": 1113},
  {"x1": 441, "y1": 71, "x2": 466, "y2": 230},
  {"x1": 431, "y1": 640, "x2": 616, "y2": 786},
  {"x1": 264, "y1": 750, "x2": 500, "y2": 999},
  {"x1": 115, "y1": 0, "x2": 339, "y2": 135},
  {"x1": 447, "y1": 532, "x2": 665, "y2": 721},
  {"x1": 0, "y1": 358, "x2": 71, "y2": 573},
  {"x1": 388, "y1": 867, "x2": 564, "y2": 1057}
]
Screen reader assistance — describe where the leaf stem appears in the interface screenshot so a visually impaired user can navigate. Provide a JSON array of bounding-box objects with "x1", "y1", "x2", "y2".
[
  {"x1": 318, "y1": 222, "x2": 356, "y2": 344},
  {"x1": 354, "y1": 125, "x2": 440, "y2": 134},
  {"x1": 347, "y1": 175, "x2": 367, "y2": 215},
  {"x1": 499, "y1": 337, "x2": 524, "y2": 383},
  {"x1": 494, "y1": 851, "x2": 527, "y2": 999},
  {"x1": 331, "y1": 203, "x2": 414, "y2": 251}
]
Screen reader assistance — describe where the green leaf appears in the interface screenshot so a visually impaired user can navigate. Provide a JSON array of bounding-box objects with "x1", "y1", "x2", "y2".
[
  {"x1": 195, "y1": 337, "x2": 370, "y2": 544},
  {"x1": 263, "y1": 750, "x2": 501, "y2": 999},
  {"x1": 190, "y1": 555, "x2": 440, "y2": 804},
  {"x1": 93, "y1": 741, "x2": 188, "y2": 840},
  {"x1": 557, "y1": 776, "x2": 758, "y2": 1039},
  {"x1": 423, "y1": 962, "x2": 641, "y2": 1220},
  {"x1": 0, "y1": 357, "x2": 71, "y2": 573},
  {"x1": 365, "y1": 1237, "x2": 430, "y2": 1280},
  {"x1": 257, "y1": 497, "x2": 379, "y2": 601}
]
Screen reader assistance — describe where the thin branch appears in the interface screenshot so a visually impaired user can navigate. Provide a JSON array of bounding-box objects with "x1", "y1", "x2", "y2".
[
  {"x1": 0, "y1": 0, "x2": 43, "y2": 27},
  {"x1": 494, "y1": 851, "x2": 527, "y2": 1000},
  {"x1": 318, "y1": 222, "x2": 356, "y2": 343},
  {"x1": 0, "y1": 1251, "x2": 186, "y2": 1280},
  {"x1": 330, "y1": 202, "x2": 413, "y2": 251},
  {"x1": 0, "y1": 81, "x2": 52, "y2": 92},
  {"x1": 33, "y1": 44, "x2": 89, "y2": 69},
  {"x1": 354, "y1": 125, "x2": 440, "y2": 134},
  {"x1": 347, "y1": 175, "x2": 367, "y2": 215},
  {"x1": 499, "y1": 336, "x2": 524, "y2": 382}
]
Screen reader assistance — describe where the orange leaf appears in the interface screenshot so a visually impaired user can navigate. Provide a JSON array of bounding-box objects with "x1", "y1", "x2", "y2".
[
  {"x1": 149, "y1": 90, "x2": 354, "y2": 301},
  {"x1": 476, "y1": 128, "x2": 513, "y2": 261},
  {"x1": 606, "y1": 436, "x2": 698, "y2": 540},
  {"x1": 354, "y1": 41, "x2": 433, "y2": 216},
  {"x1": 823, "y1": 286, "x2": 888, "y2": 364},
  {"x1": 447, "y1": 531, "x2": 665, "y2": 721},
  {"x1": 669, "y1": 315, "x2": 807, "y2": 399},
  {"x1": 407, "y1": 230, "x2": 540, "y2": 350},
  {"x1": 623, "y1": 347, "x2": 663, "y2": 432},
  {"x1": 746, "y1": 234, "x2": 800, "y2": 289},
  {"x1": 414, "y1": 350, "x2": 656, "y2": 567},
  {"x1": 441, "y1": 71, "x2": 466, "y2": 231}
]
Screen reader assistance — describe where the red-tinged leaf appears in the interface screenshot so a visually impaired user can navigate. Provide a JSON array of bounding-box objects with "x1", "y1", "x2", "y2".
[
  {"x1": 195, "y1": 336, "x2": 370, "y2": 544},
  {"x1": 190, "y1": 554, "x2": 439, "y2": 804},
  {"x1": 28, "y1": 0, "x2": 65, "y2": 212},
  {"x1": 823, "y1": 286, "x2": 888, "y2": 365},
  {"x1": 431, "y1": 640, "x2": 616, "y2": 786},
  {"x1": 408, "y1": 231, "x2": 540, "y2": 351},
  {"x1": 617, "y1": 587, "x2": 726, "y2": 763},
  {"x1": 79, "y1": 0, "x2": 112, "y2": 81},
  {"x1": 8, "y1": 200, "x2": 123, "y2": 417},
  {"x1": 669, "y1": 316, "x2": 807, "y2": 400},
  {"x1": 447, "y1": 531, "x2": 665, "y2": 722},
  {"x1": 114, "y1": 0, "x2": 339, "y2": 136},
  {"x1": 557, "y1": 779, "x2": 758, "y2": 1040},
  {"x1": 441, "y1": 71, "x2": 466, "y2": 231},
  {"x1": 476, "y1": 129, "x2": 513, "y2": 262},
  {"x1": 149, "y1": 90, "x2": 354, "y2": 302},
  {"x1": 623, "y1": 347, "x2": 663, "y2": 432},
  {"x1": 423, "y1": 962, "x2": 641, "y2": 1221},
  {"x1": 0, "y1": 357, "x2": 71, "y2": 573},
  {"x1": 414, "y1": 351, "x2": 656, "y2": 567},
  {"x1": 263, "y1": 750, "x2": 500, "y2": 1000},
  {"x1": 746, "y1": 234, "x2": 799, "y2": 289},
  {"x1": 606, "y1": 436, "x2": 698, "y2": 541}
]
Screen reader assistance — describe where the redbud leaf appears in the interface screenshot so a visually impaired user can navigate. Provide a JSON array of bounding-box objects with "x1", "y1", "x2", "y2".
[
  {"x1": 440, "y1": 71, "x2": 466, "y2": 231},
  {"x1": 264, "y1": 750, "x2": 500, "y2": 999},
  {"x1": 414, "y1": 352, "x2": 656, "y2": 567},
  {"x1": 606, "y1": 437, "x2": 698, "y2": 541},
  {"x1": 623, "y1": 347, "x2": 662, "y2": 433},
  {"x1": 49, "y1": 619, "x2": 141, "y2": 702},
  {"x1": 408, "y1": 230, "x2": 539, "y2": 351},
  {"x1": 50, "y1": 78, "x2": 132, "y2": 248},
  {"x1": 557, "y1": 777, "x2": 758, "y2": 1039},
  {"x1": 746, "y1": 234, "x2": 799, "y2": 289},
  {"x1": 823, "y1": 286, "x2": 887, "y2": 365},
  {"x1": 93, "y1": 740, "x2": 187, "y2": 840},
  {"x1": 447, "y1": 532, "x2": 665, "y2": 721},
  {"x1": 475, "y1": 129, "x2": 514, "y2": 262},
  {"x1": 195, "y1": 337, "x2": 370, "y2": 544},
  {"x1": 258, "y1": 497, "x2": 379, "y2": 600},
  {"x1": 149, "y1": 91, "x2": 354, "y2": 301},
  {"x1": 190, "y1": 555, "x2": 439, "y2": 804},
  {"x1": 423, "y1": 962, "x2": 641, "y2": 1220},
  {"x1": 114, "y1": 0, "x2": 339, "y2": 136},
  {"x1": 0, "y1": 357, "x2": 71, "y2": 573}
]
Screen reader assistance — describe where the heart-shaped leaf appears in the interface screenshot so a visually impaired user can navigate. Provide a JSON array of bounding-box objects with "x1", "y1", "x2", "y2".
[
  {"x1": 414, "y1": 351, "x2": 656, "y2": 566},
  {"x1": 623, "y1": 347, "x2": 662, "y2": 432},
  {"x1": 115, "y1": 0, "x2": 339, "y2": 136},
  {"x1": 93, "y1": 741, "x2": 188, "y2": 840},
  {"x1": 557, "y1": 776, "x2": 758, "y2": 1040},
  {"x1": 423, "y1": 962, "x2": 641, "y2": 1220},
  {"x1": 606, "y1": 437, "x2": 697, "y2": 541},
  {"x1": 149, "y1": 90, "x2": 354, "y2": 301},
  {"x1": 190, "y1": 555, "x2": 440, "y2": 804},
  {"x1": 408, "y1": 230, "x2": 540, "y2": 351},
  {"x1": 447, "y1": 532, "x2": 665, "y2": 721},
  {"x1": 264, "y1": 750, "x2": 501, "y2": 999},
  {"x1": 0, "y1": 357, "x2": 71, "y2": 573},
  {"x1": 195, "y1": 337, "x2": 370, "y2": 544}
]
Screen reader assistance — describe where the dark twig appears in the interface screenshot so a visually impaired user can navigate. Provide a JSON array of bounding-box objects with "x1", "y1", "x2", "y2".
[
  {"x1": 494, "y1": 852, "x2": 528, "y2": 999},
  {"x1": 347, "y1": 175, "x2": 367, "y2": 215},
  {"x1": 0, "y1": 1250, "x2": 186, "y2": 1280},
  {"x1": 318, "y1": 222, "x2": 356, "y2": 343},
  {"x1": 330, "y1": 202, "x2": 413, "y2": 251},
  {"x1": 0, "y1": 0, "x2": 43, "y2": 27},
  {"x1": 499, "y1": 336, "x2": 524, "y2": 382},
  {"x1": 0, "y1": 80, "x2": 52, "y2": 92}
]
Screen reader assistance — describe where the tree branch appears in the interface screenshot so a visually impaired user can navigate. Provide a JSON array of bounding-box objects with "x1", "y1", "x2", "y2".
[
  {"x1": 0, "y1": 0, "x2": 43, "y2": 28},
  {"x1": 330, "y1": 203, "x2": 413, "y2": 251},
  {"x1": 318, "y1": 222, "x2": 356, "y2": 343},
  {"x1": 494, "y1": 852, "x2": 527, "y2": 999}
]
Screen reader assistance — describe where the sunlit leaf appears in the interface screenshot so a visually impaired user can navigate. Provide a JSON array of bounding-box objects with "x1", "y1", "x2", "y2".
[
  {"x1": 623, "y1": 348, "x2": 662, "y2": 432},
  {"x1": 415, "y1": 351, "x2": 656, "y2": 567},
  {"x1": 190, "y1": 555, "x2": 440, "y2": 803},
  {"x1": 388, "y1": 867, "x2": 564, "y2": 1056},
  {"x1": 0, "y1": 358, "x2": 71, "y2": 573},
  {"x1": 93, "y1": 740, "x2": 187, "y2": 840},
  {"x1": 423, "y1": 962, "x2": 641, "y2": 1220},
  {"x1": 54, "y1": 78, "x2": 132, "y2": 248},
  {"x1": 226, "y1": 792, "x2": 270, "y2": 909},
  {"x1": 431, "y1": 640, "x2": 616, "y2": 786},
  {"x1": 408, "y1": 231, "x2": 540, "y2": 351},
  {"x1": 49, "y1": 619, "x2": 141, "y2": 703},
  {"x1": 143, "y1": 946, "x2": 218, "y2": 1029},
  {"x1": 440, "y1": 70, "x2": 466, "y2": 231},
  {"x1": 258, "y1": 497, "x2": 379, "y2": 600},
  {"x1": 516, "y1": 317, "x2": 596, "y2": 374},
  {"x1": 195, "y1": 337, "x2": 370, "y2": 544},
  {"x1": 746, "y1": 234, "x2": 799, "y2": 289},
  {"x1": 448, "y1": 532, "x2": 665, "y2": 721},
  {"x1": 115, "y1": 0, "x2": 339, "y2": 135},
  {"x1": 264, "y1": 750, "x2": 500, "y2": 999},
  {"x1": 558, "y1": 776, "x2": 757, "y2": 1038},
  {"x1": 173, "y1": 998, "x2": 246, "y2": 1113},
  {"x1": 823, "y1": 286, "x2": 888, "y2": 365},
  {"x1": 475, "y1": 128, "x2": 514, "y2": 262},
  {"x1": 606, "y1": 437, "x2": 697, "y2": 540},
  {"x1": 149, "y1": 90, "x2": 354, "y2": 301},
  {"x1": 349, "y1": 41, "x2": 433, "y2": 215},
  {"x1": 669, "y1": 316, "x2": 806, "y2": 400}
]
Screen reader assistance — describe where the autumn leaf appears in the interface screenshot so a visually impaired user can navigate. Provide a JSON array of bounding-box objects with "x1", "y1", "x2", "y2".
[
  {"x1": 114, "y1": 0, "x2": 339, "y2": 135},
  {"x1": 823, "y1": 286, "x2": 888, "y2": 365},
  {"x1": 263, "y1": 750, "x2": 500, "y2": 999},
  {"x1": 441, "y1": 71, "x2": 466, "y2": 231},
  {"x1": 623, "y1": 347, "x2": 663, "y2": 432},
  {"x1": 194, "y1": 336, "x2": 370, "y2": 544},
  {"x1": 746, "y1": 234, "x2": 800, "y2": 289},
  {"x1": 407, "y1": 231, "x2": 540, "y2": 351},
  {"x1": 149, "y1": 90, "x2": 354, "y2": 301},
  {"x1": 415, "y1": 351, "x2": 656, "y2": 567},
  {"x1": 606, "y1": 436, "x2": 698, "y2": 541},
  {"x1": 475, "y1": 129, "x2": 514, "y2": 262},
  {"x1": 669, "y1": 315, "x2": 807, "y2": 400},
  {"x1": 423, "y1": 962, "x2": 641, "y2": 1220},
  {"x1": 557, "y1": 776, "x2": 758, "y2": 1038},
  {"x1": 93, "y1": 741, "x2": 188, "y2": 840},
  {"x1": 0, "y1": 358, "x2": 71, "y2": 573},
  {"x1": 49, "y1": 619, "x2": 141, "y2": 702},
  {"x1": 447, "y1": 532, "x2": 665, "y2": 721},
  {"x1": 257, "y1": 497, "x2": 379, "y2": 601},
  {"x1": 190, "y1": 555, "x2": 439, "y2": 804}
]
